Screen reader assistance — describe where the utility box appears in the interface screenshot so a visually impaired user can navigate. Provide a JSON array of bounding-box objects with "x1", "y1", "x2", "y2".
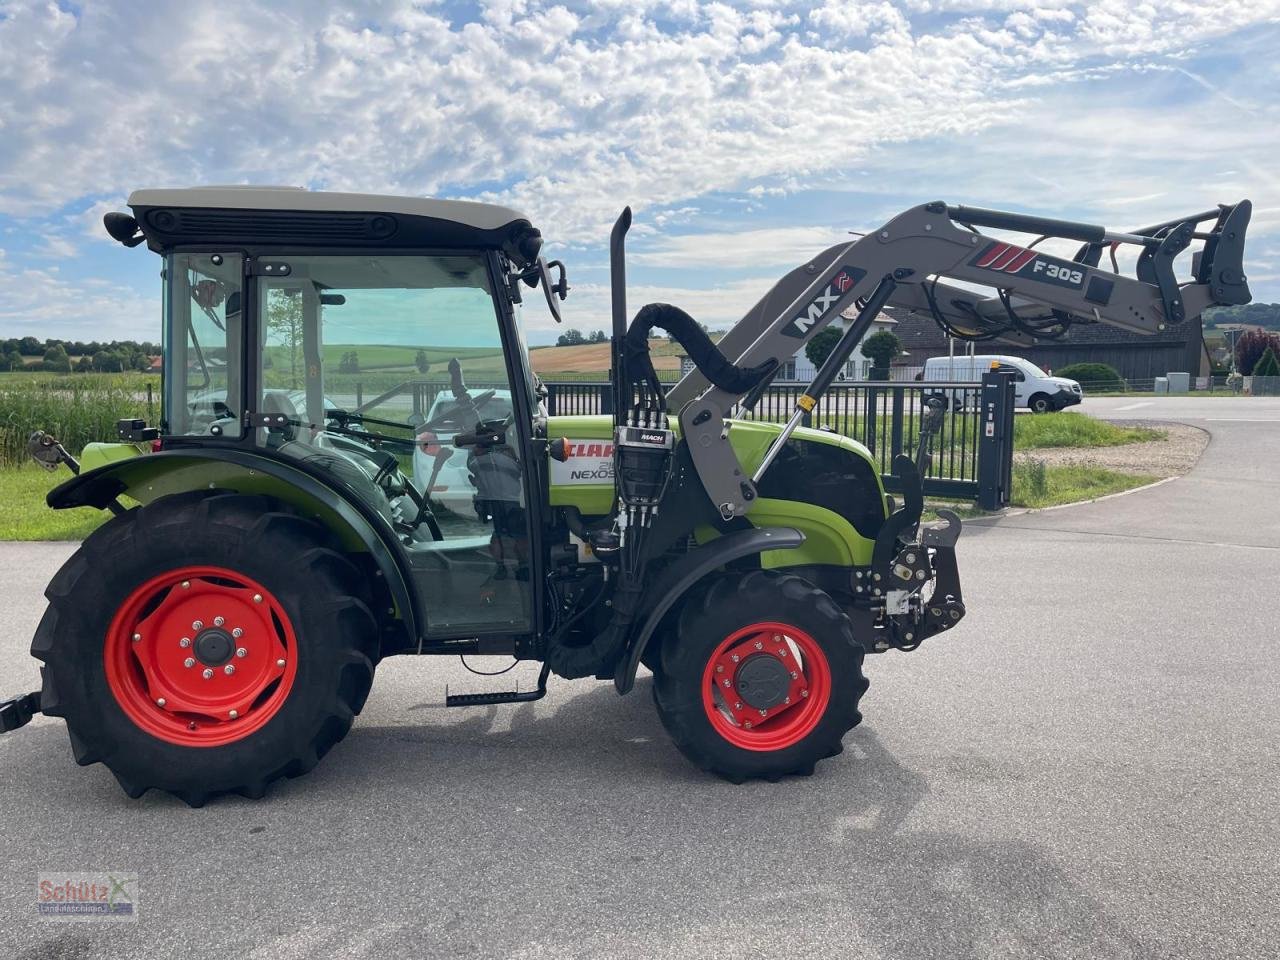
[
  {"x1": 1166, "y1": 372, "x2": 1190, "y2": 393},
  {"x1": 1154, "y1": 377, "x2": 1169, "y2": 394}
]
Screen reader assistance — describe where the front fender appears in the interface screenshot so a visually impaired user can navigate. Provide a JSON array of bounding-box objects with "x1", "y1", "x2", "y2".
[
  {"x1": 613, "y1": 526, "x2": 804, "y2": 695},
  {"x1": 48, "y1": 448, "x2": 418, "y2": 645}
]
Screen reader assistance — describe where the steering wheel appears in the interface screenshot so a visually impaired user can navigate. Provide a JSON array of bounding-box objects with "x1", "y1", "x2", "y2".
[{"x1": 421, "y1": 389, "x2": 497, "y2": 433}]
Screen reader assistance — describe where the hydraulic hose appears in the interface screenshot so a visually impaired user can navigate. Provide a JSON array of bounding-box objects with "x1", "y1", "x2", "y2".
[{"x1": 624, "y1": 303, "x2": 776, "y2": 401}]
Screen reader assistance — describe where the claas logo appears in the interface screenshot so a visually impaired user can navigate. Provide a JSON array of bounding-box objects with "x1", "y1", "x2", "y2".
[{"x1": 566, "y1": 441, "x2": 614, "y2": 458}]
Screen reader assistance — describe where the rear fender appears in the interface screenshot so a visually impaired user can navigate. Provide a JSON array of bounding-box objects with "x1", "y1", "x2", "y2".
[{"x1": 47, "y1": 448, "x2": 418, "y2": 643}]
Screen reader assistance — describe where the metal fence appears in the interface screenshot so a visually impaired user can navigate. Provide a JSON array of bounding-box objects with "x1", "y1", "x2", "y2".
[{"x1": 540, "y1": 375, "x2": 1017, "y2": 505}]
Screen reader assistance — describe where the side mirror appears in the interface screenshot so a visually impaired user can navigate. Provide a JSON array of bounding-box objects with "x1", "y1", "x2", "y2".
[{"x1": 538, "y1": 257, "x2": 568, "y2": 324}]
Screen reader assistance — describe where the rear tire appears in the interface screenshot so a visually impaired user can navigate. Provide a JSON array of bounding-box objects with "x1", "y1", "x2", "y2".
[
  {"x1": 653, "y1": 571, "x2": 867, "y2": 782},
  {"x1": 1029, "y1": 393, "x2": 1052, "y2": 413},
  {"x1": 31, "y1": 492, "x2": 379, "y2": 806}
]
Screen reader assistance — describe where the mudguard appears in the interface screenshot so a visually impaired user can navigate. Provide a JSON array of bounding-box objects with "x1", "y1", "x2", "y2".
[
  {"x1": 613, "y1": 526, "x2": 804, "y2": 694},
  {"x1": 46, "y1": 448, "x2": 419, "y2": 644}
]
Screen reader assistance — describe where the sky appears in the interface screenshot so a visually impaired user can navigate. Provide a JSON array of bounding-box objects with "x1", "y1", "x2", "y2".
[{"x1": 0, "y1": 0, "x2": 1277, "y2": 346}]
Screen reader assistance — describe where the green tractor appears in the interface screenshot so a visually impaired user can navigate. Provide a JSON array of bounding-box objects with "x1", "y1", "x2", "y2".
[{"x1": 2, "y1": 187, "x2": 1251, "y2": 805}]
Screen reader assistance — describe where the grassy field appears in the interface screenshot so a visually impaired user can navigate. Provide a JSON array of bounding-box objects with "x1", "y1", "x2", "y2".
[
  {"x1": 0, "y1": 467, "x2": 112, "y2": 541},
  {"x1": 1014, "y1": 412, "x2": 1164, "y2": 449}
]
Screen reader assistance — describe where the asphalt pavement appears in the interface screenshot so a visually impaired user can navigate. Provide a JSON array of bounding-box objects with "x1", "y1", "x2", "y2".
[{"x1": 1, "y1": 396, "x2": 1277, "y2": 959}]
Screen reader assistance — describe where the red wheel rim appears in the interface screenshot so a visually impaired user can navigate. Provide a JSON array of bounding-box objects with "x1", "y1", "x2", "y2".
[
  {"x1": 700, "y1": 621, "x2": 832, "y2": 752},
  {"x1": 103, "y1": 566, "x2": 298, "y2": 747}
]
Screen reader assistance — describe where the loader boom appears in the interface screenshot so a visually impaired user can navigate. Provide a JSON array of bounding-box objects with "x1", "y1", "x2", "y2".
[{"x1": 668, "y1": 199, "x2": 1251, "y2": 518}]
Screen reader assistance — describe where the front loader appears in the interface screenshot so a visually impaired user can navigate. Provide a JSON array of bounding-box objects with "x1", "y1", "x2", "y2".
[{"x1": 0, "y1": 187, "x2": 1251, "y2": 804}]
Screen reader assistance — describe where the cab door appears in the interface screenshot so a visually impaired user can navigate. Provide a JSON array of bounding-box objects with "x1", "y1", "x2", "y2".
[{"x1": 251, "y1": 253, "x2": 537, "y2": 639}]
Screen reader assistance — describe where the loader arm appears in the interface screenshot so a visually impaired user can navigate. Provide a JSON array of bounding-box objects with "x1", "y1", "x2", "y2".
[{"x1": 669, "y1": 199, "x2": 1252, "y2": 518}]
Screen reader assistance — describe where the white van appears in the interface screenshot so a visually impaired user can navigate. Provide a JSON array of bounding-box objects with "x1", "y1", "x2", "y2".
[{"x1": 922, "y1": 355, "x2": 1082, "y2": 413}]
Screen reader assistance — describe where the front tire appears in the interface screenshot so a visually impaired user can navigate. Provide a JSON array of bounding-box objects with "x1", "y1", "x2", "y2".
[
  {"x1": 1029, "y1": 393, "x2": 1052, "y2": 413},
  {"x1": 653, "y1": 571, "x2": 867, "y2": 782},
  {"x1": 32, "y1": 492, "x2": 379, "y2": 806}
]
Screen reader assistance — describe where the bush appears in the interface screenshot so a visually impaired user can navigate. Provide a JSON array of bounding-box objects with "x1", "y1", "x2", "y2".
[
  {"x1": 1235, "y1": 329, "x2": 1280, "y2": 375},
  {"x1": 1252, "y1": 346, "x2": 1280, "y2": 378},
  {"x1": 861, "y1": 330, "x2": 901, "y2": 377},
  {"x1": 804, "y1": 327, "x2": 842, "y2": 368},
  {"x1": 1054, "y1": 362, "x2": 1123, "y2": 391}
]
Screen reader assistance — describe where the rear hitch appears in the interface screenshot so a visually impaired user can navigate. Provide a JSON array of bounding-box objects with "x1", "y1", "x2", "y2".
[{"x1": 0, "y1": 691, "x2": 42, "y2": 733}]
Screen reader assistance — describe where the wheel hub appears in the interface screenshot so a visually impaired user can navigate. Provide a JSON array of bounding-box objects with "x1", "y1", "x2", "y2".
[
  {"x1": 193, "y1": 628, "x2": 234, "y2": 667},
  {"x1": 734, "y1": 653, "x2": 791, "y2": 710},
  {"x1": 104, "y1": 566, "x2": 298, "y2": 747}
]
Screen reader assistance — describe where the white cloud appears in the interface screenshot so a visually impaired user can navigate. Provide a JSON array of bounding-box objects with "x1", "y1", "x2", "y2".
[
  {"x1": 0, "y1": 257, "x2": 158, "y2": 341},
  {"x1": 0, "y1": 0, "x2": 1278, "y2": 342},
  {"x1": 2, "y1": 0, "x2": 1275, "y2": 241},
  {"x1": 630, "y1": 225, "x2": 858, "y2": 268},
  {"x1": 554, "y1": 275, "x2": 782, "y2": 334}
]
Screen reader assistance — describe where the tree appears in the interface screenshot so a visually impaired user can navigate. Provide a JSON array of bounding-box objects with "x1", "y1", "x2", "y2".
[
  {"x1": 861, "y1": 330, "x2": 901, "y2": 379},
  {"x1": 74, "y1": 355, "x2": 94, "y2": 373},
  {"x1": 42, "y1": 343, "x2": 71, "y2": 372},
  {"x1": 0, "y1": 349, "x2": 20, "y2": 371},
  {"x1": 1253, "y1": 346, "x2": 1280, "y2": 378},
  {"x1": 18, "y1": 336, "x2": 41, "y2": 356},
  {"x1": 415, "y1": 349, "x2": 431, "y2": 374},
  {"x1": 1235, "y1": 328, "x2": 1280, "y2": 375},
  {"x1": 556, "y1": 328, "x2": 586, "y2": 346},
  {"x1": 266, "y1": 289, "x2": 305, "y2": 387},
  {"x1": 589, "y1": 329, "x2": 607, "y2": 343},
  {"x1": 804, "y1": 327, "x2": 843, "y2": 369},
  {"x1": 337, "y1": 351, "x2": 360, "y2": 374}
]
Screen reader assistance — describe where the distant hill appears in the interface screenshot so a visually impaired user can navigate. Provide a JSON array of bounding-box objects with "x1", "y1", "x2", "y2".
[
  {"x1": 1204, "y1": 303, "x2": 1280, "y2": 330},
  {"x1": 529, "y1": 339, "x2": 681, "y2": 375}
]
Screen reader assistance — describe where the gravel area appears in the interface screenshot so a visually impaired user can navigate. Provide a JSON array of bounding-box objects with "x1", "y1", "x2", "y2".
[{"x1": 1014, "y1": 419, "x2": 1208, "y2": 477}]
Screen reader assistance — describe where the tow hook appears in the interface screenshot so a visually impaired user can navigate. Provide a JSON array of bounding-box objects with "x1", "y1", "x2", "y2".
[{"x1": 0, "y1": 692, "x2": 42, "y2": 733}]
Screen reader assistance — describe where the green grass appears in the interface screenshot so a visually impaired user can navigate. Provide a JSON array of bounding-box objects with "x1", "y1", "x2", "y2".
[
  {"x1": 1014, "y1": 412, "x2": 1164, "y2": 450},
  {"x1": 1010, "y1": 460, "x2": 1152, "y2": 509},
  {"x1": 0, "y1": 466, "x2": 112, "y2": 540}
]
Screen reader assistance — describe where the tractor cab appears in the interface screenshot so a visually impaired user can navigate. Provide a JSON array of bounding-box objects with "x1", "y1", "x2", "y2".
[{"x1": 122, "y1": 187, "x2": 566, "y2": 640}]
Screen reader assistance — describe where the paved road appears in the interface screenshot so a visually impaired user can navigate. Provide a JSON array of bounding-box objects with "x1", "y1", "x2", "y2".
[{"x1": 2, "y1": 397, "x2": 1277, "y2": 959}]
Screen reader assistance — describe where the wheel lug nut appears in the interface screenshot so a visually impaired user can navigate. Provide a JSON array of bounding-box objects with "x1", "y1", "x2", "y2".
[
  {"x1": 784, "y1": 696, "x2": 791, "y2": 704},
  {"x1": 214, "y1": 616, "x2": 225, "y2": 627},
  {"x1": 192, "y1": 620, "x2": 203, "y2": 631},
  {"x1": 232, "y1": 628, "x2": 243, "y2": 639},
  {"x1": 181, "y1": 581, "x2": 190, "y2": 589},
  {"x1": 734, "y1": 701, "x2": 743, "y2": 710},
  {"x1": 759, "y1": 709, "x2": 767, "y2": 717},
  {"x1": 236, "y1": 647, "x2": 247, "y2": 658},
  {"x1": 730, "y1": 654, "x2": 739, "y2": 663},
  {"x1": 276, "y1": 659, "x2": 286, "y2": 668},
  {"x1": 224, "y1": 664, "x2": 235, "y2": 676},
  {"x1": 184, "y1": 658, "x2": 195, "y2": 668},
  {"x1": 754, "y1": 640, "x2": 763, "y2": 650},
  {"x1": 131, "y1": 633, "x2": 142, "y2": 643},
  {"x1": 179, "y1": 637, "x2": 191, "y2": 648},
  {"x1": 202, "y1": 668, "x2": 214, "y2": 679},
  {"x1": 790, "y1": 670, "x2": 798, "y2": 679},
  {"x1": 228, "y1": 710, "x2": 238, "y2": 719},
  {"x1": 744, "y1": 721, "x2": 753, "y2": 729},
  {"x1": 188, "y1": 722, "x2": 197, "y2": 731},
  {"x1": 715, "y1": 664, "x2": 723, "y2": 673},
  {"x1": 253, "y1": 594, "x2": 263, "y2": 604},
  {"x1": 156, "y1": 698, "x2": 166, "y2": 707},
  {"x1": 722, "y1": 678, "x2": 730, "y2": 687},
  {"x1": 801, "y1": 689, "x2": 809, "y2": 698}
]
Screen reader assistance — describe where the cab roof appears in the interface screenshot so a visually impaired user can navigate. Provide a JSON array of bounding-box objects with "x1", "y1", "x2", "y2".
[{"x1": 126, "y1": 186, "x2": 543, "y2": 265}]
